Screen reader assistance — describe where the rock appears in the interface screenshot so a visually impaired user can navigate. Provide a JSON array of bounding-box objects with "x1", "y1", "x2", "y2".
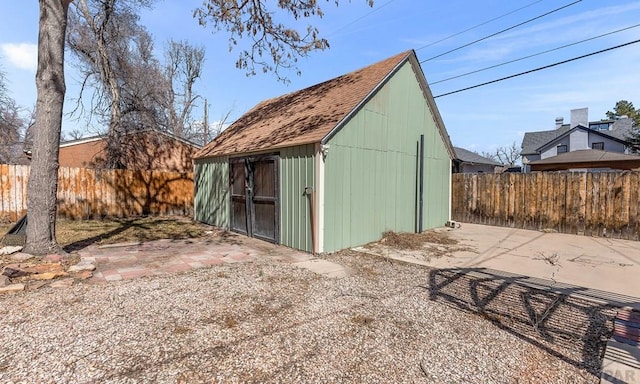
[
  {"x1": 44, "y1": 254, "x2": 64, "y2": 262},
  {"x1": 0, "y1": 284, "x2": 25, "y2": 294},
  {"x1": 23, "y1": 263, "x2": 66, "y2": 275},
  {"x1": 2, "y1": 267, "x2": 29, "y2": 278},
  {"x1": 0, "y1": 246, "x2": 23, "y2": 256},
  {"x1": 30, "y1": 271, "x2": 68, "y2": 281},
  {"x1": 0, "y1": 275, "x2": 10, "y2": 287},
  {"x1": 8, "y1": 252, "x2": 34, "y2": 262},
  {"x1": 74, "y1": 270, "x2": 93, "y2": 280},
  {"x1": 50, "y1": 279, "x2": 74, "y2": 289},
  {"x1": 68, "y1": 262, "x2": 96, "y2": 273},
  {"x1": 27, "y1": 281, "x2": 48, "y2": 290}
]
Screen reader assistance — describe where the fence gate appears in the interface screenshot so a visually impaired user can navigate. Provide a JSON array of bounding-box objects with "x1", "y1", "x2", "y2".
[{"x1": 229, "y1": 155, "x2": 279, "y2": 243}]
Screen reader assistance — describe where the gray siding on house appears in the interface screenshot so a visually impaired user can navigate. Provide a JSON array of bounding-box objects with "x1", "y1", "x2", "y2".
[
  {"x1": 587, "y1": 135, "x2": 626, "y2": 153},
  {"x1": 460, "y1": 163, "x2": 496, "y2": 173},
  {"x1": 569, "y1": 130, "x2": 589, "y2": 151},
  {"x1": 541, "y1": 135, "x2": 570, "y2": 159}
]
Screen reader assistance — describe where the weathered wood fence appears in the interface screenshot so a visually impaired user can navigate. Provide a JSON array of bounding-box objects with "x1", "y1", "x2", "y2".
[
  {"x1": 0, "y1": 164, "x2": 194, "y2": 222},
  {"x1": 452, "y1": 171, "x2": 640, "y2": 241}
]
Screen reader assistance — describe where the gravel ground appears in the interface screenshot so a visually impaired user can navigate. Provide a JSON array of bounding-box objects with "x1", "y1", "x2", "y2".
[{"x1": 0, "y1": 251, "x2": 608, "y2": 383}]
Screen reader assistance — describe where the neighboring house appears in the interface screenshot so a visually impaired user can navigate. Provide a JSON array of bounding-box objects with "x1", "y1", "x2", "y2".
[
  {"x1": 193, "y1": 50, "x2": 455, "y2": 254},
  {"x1": 521, "y1": 107, "x2": 637, "y2": 171},
  {"x1": 529, "y1": 149, "x2": 640, "y2": 171},
  {"x1": 452, "y1": 147, "x2": 501, "y2": 173},
  {"x1": 58, "y1": 129, "x2": 200, "y2": 172}
]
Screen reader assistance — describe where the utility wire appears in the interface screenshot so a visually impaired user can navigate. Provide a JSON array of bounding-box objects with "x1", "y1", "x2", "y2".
[
  {"x1": 433, "y1": 38, "x2": 640, "y2": 98},
  {"x1": 421, "y1": 0, "x2": 582, "y2": 63},
  {"x1": 416, "y1": 0, "x2": 544, "y2": 51},
  {"x1": 326, "y1": 0, "x2": 398, "y2": 38},
  {"x1": 431, "y1": 23, "x2": 640, "y2": 85}
]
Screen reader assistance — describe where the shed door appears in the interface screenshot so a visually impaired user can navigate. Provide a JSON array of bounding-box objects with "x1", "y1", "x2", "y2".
[{"x1": 229, "y1": 155, "x2": 279, "y2": 243}]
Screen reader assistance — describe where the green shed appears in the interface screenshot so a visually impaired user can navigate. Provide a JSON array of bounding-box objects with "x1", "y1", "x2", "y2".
[{"x1": 194, "y1": 50, "x2": 455, "y2": 253}]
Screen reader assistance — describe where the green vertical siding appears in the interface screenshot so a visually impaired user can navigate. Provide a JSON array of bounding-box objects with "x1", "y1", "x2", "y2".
[
  {"x1": 279, "y1": 145, "x2": 315, "y2": 252},
  {"x1": 194, "y1": 157, "x2": 230, "y2": 228},
  {"x1": 323, "y1": 61, "x2": 451, "y2": 252}
]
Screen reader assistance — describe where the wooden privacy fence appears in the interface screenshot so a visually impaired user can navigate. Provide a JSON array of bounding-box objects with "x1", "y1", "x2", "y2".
[
  {"x1": 452, "y1": 171, "x2": 640, "y2": 241},
  {"x1": 0, "y1": 164, "x2": 194, "y2": 222}
]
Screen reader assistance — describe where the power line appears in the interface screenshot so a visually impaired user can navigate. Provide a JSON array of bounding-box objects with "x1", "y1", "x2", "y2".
[
  {"x1": 431, "y1": 23, "x2": 640, "y2": 85},
  {"x1": 433, "y1": 38, "x2": 640, "y2": 98},
  {"x1": 416, "y1": 0, "x2": 544, "y2": 51},
  {"x1": 420, "y1": 0, "x2": 582, "y2": 63},
  {"x1": 326, "y1": 0, "x2": 399, "y2": 38}
]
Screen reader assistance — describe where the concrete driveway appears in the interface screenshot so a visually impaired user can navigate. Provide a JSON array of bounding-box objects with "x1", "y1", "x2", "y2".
[{"x1": 362, "y1": 223, "x2": 640, "y2": 301}]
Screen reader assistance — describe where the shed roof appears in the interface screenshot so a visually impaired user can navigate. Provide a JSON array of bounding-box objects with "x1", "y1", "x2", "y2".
[
  {"x1": 453, "y1": 147, "x2": 501, "y2": 166},
  {"x1": 195, "y1": 50, "x2": 454, "y2": 159}
]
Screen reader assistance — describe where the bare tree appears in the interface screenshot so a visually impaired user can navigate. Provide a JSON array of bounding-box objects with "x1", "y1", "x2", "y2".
[
  {"x1": 0, "y1": 67, "x2": 26, "y2": 163},
  {"x1": 194, "y1": 0, "x2": 374, "y2": 81},
  {"x1": 67, "y1": 0, "x2": 158, "y2": 168},
  {"x1": 66, "y1": 128, "x2": 85, "y2": 141},
  {"x1": 25, "y1": 0, "x2": 73, "y2": 255},
  {"x1": 164, "y1": 40, "x2": 205, "y2": 139},
  {"x1": 493, "y1": 141, "x2": 521, "y2": 166},
  {"x1": 0, "y1": 99, "x2": 25, "y2": 163}
]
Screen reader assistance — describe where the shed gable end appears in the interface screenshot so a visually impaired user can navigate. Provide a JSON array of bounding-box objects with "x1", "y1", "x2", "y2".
[{"x1": 322, "y1": 61, "x2": 451, "y2": 252}]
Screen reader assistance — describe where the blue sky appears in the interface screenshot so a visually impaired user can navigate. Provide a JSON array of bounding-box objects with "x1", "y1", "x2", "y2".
[{"x1": 1, "y1": 0, "x2": 640, "y2": 155}]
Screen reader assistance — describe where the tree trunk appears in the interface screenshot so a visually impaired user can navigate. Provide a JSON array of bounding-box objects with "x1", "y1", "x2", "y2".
[{"x1": 25, "y1": 0, "x2": 71, "y2": 255}]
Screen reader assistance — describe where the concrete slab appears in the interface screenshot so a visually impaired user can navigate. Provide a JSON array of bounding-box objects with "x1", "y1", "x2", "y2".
[
  {"x1": 293, "y1": 259, "x2": 350, "y2": 278},
  {"x1": 601, "y1": 339, "x2": 640, "y2": 384},
  {"x1": 363, "y1": 224, "x2": 640, "y2": 300}
]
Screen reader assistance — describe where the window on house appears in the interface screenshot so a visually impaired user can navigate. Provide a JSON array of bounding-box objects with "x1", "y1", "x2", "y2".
[
  {"x1": 592, "y1": 142, "x2": 604, "y2": 150},
  {"x1": 557, "y1": 145, "x2": 568, "y2": 153},
  {"x1": 589, "y1": 122, "x2": 611, "y2": 131}
]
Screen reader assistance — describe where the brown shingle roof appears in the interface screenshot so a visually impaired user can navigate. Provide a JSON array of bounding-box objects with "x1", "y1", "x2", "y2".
[
  {"x1": 195, "y1": 51, "x2": 414, "y2": 158},
  {"x1": 528, "y1": 149, "x2": 640, "y2": 171},
  {"x1": 529, "y1": 149, "x2": 640, "y2": 165}
]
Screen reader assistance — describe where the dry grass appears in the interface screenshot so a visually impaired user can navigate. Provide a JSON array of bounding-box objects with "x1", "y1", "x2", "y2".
[
  {"x1": 377, "y1": 230, "x2": 459, "y2": 250},
  {"x1": 0, "y1": 223, "x2": 11, "y2": 239},
  {"x1": 1, "y1": 216, "x2": 212, "y2": 250}
]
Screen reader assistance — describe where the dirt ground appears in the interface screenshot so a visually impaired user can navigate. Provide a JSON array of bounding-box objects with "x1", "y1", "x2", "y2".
[{"x1": 1, "y1": 216, "x2": 209, "y2": 249}]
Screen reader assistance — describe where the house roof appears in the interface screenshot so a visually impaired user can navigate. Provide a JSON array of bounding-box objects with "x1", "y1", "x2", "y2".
[
  {"x1": 453, "y1": 147, "x2": 501, "y2": 166},
  {"x1": 195, "y1": 50, "x2": 455, "y2": 159},
  {"x1": 528, "y1": 149, "x2": 640, "y2": 171},
  {"x1": 521, "y1": 118, "x2": 634, "y2": 156},
  {"x1": 59, "y1": 129, "x2": 202, "y2": 149},
  {"x1": 533, "y1": 125, "x2": 631, "y2": 153}
]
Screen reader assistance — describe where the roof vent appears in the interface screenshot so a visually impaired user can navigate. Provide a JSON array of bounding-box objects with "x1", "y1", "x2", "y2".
[{"x1": 555, "y1": 117, "x2": 564, "y2": 129}]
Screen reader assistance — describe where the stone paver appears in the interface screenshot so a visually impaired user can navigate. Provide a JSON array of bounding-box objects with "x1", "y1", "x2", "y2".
[{"x1": 78, "y1": 231, "x2": 321, "y2": 283}]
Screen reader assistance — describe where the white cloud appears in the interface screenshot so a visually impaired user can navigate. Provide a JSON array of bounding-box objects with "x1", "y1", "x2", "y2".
[{"x1": 1, "y1": 43, "x2": 37, "y2": 71}]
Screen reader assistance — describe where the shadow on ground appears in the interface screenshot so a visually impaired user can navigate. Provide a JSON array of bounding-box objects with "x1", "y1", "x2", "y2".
[
  {"x1": 63, "y1": 221, "x2": 140, "y2": 253},
  {"x1": 424, "y1": 268, "x2": 624, "y2": 379}
]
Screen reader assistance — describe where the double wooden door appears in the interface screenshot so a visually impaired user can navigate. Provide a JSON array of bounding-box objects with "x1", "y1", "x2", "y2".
[{"x1": 229, "y1": 155, "x2": 279, "y2": 243}]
